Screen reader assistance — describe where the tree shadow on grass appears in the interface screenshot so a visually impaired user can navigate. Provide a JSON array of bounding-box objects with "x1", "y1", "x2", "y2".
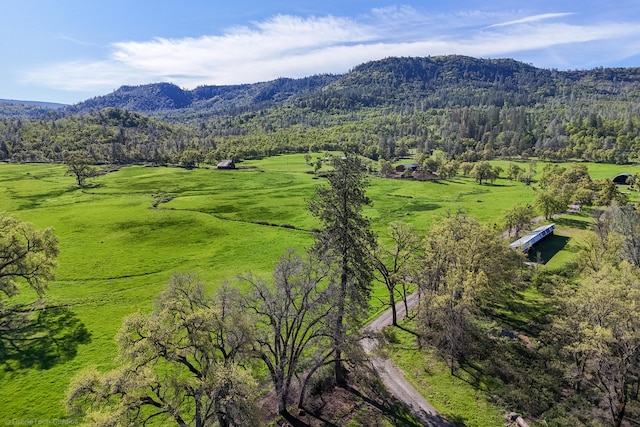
[
  {"x1": 18, "y1": 185, "x2": 83, "y2": 210},
  {"x1": 0, "y1": 303, "x2": 91, "y2": 373},
  {"x1": 527, "y1": 235, "x2": 570, "y2": 264},
  {"x1": 448, "y1": 322, "x2": 564, "y2": 421},
  {"x1": 407, "y1": 200, "x2": 440, "y2": 212},
  {"x1": 554, "y1": 216, "x2": 592, "y2": 230}
]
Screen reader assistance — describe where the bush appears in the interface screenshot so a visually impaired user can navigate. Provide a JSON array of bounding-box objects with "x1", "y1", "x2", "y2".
[{"x1": 308, "y1": 366, "x2": 335, "y2": 396}]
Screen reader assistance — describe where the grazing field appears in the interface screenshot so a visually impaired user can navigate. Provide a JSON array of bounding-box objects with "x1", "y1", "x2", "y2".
[{"x1": 0, "y1": 154, "x2": 636, "y2": 421}]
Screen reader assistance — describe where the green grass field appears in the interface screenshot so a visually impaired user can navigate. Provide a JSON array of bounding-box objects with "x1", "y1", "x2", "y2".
[{"x1": 0, "y1": 155, "x2": 636, "y2": 422}]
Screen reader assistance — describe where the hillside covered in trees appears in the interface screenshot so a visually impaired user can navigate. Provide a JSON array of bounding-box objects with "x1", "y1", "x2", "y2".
[{"x1": 2, "y1": 55, "x2": 640, "y2": 164}]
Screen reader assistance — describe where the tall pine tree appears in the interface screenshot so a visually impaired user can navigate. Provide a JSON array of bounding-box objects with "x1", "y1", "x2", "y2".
[{"x1": 309, "y1": 152, "x2": 376, "y2": 385}]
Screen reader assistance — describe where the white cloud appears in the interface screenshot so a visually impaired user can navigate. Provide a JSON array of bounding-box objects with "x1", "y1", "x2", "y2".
[
  {"x1": 109, "y1": 15, "x2": 376, "y2": 78},
  {"x1": 486, "y1": 13, "x2": 575, "y2": 28},
  {"x1": 25, "y1": 60, "x2": 147, "y2": 92},
  {"x1": 23, "y1": 8, "x2": 640, "y2": 94}
]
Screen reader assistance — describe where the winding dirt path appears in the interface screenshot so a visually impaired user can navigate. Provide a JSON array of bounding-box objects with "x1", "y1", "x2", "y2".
[{"x1": 362, "y1": 293, "x2": 454, "y2": 427}]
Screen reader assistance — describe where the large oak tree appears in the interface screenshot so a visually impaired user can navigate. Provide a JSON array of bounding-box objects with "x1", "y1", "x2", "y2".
[
  {"x1": 553, "y1": 262, "x2": 640, "y2": 427},
  {"x1": 243, "y1": 250, "x2": 334, "y2": 415},
  {"x1": 66, "y1": 275, "x2": 258, "y2": 427},
  {"x1": 418, "y1": 213, "x2": 523, "y2": 373}
]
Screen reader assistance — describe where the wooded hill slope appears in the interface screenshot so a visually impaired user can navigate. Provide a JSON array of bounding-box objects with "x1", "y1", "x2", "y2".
[
  {"x1": 2, "y1": 55, "x2": 640, "y2": 164},
  {"x1": 64, "y1": 56, "x2": 640, "y2": 118}
]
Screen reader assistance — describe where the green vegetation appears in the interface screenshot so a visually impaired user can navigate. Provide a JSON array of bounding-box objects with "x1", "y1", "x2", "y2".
[
  {"x1": 4, "y1": 56, "x2": 640, "y2": 168},
  {"x1": 4, "y1": 54, "x2": 640, "y2": 426},
  {"x1": 66, "y1": 275, "x2": 259, "y2": 427},
  {"x1": 385, "y1": 327, "x2": 505, "y2": 427},
  {"x1": 0, "y1": 154, "x2": 638, "y2": 424},
  {"x1": 0, "y1": 159, "x2": 316, "y2": 420}
]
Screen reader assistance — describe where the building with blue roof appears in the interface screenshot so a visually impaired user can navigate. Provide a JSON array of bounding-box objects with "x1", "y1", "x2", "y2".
[{"x1": 509, "y1": 224, "x2": 555, "y2": 252}]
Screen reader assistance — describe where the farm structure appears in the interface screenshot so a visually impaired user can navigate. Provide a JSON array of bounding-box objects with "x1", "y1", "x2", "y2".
[
  {"x1": 613, "y1": 173, "x2": 634, "y2": 185},
  {"x1": 395, "y1": 163, "x2": 420, "y2": 173},
  {"x1": 509, "y1": 223, "x2": 555, "y2": 252},
  {"x1": 217, "y1": 159, "x2": 236, "y2": 169}
]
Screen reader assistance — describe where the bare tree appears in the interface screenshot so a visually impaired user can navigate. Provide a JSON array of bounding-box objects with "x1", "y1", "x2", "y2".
[
  {"x1": 243, "y1": 250, "x2": 334, "y2": 415},
  {"x1": 371, "y1": 221, "x2": 421, "y2": 326},
  {"x1": 609, "y1": 204, "x2": 640, "y2": 267}
]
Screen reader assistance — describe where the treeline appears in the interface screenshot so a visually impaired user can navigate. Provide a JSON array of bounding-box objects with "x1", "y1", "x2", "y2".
[
  {"x1": 64, "y1": 75, "x2": 339, "y2": 116},
  {"x1": 2, "y1": 103, "x2": 640, "y2": 167},
  {"x1": 65, "y1": 56, "x2": 640, "y2": 116}
]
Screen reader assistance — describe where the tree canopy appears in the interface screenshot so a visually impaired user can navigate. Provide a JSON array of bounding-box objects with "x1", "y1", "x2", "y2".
[
  {"x1": 0, "y1": 213, "x2": 58, "y2": 300},
  {"x1": 3, "y1": 56, "x2": 640, "y2": 165},
  {"x1": 66, "y1": 275, "x2": 258, "y2": 427}
]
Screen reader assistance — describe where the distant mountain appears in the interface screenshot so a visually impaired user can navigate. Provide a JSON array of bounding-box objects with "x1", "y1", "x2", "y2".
[
  {"x1": 298, "y1": 55, "x2": 640, "y2": 112},
  {"x1": 0, "y1": 99, "x2": 67, "y2": 109},
  {"x1": 0, "y1": 99, "x2": 67, "y2": 118},
  {"x1": 60, "y1": 55, "x2": 640, "y2": 122},
  {"x1": 4, "y1": 55, "x2": 640, "y2": 166},
  {"x1": 65, "y1": 75, "x2": 339, "y2": 118}
]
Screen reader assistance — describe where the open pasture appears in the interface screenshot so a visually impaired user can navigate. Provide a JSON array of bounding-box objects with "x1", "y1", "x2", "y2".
[{"x1": 0, "y1": 154, "x2": 635, "y2": 420}]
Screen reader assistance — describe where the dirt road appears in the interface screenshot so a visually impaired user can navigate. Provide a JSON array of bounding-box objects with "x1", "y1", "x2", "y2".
[
  {"x1": 365, "y1": 210, "x2": 572, "y2": 426},
  {"x1": 362, "y1": 293, "x2": 454, "y2": 427}
]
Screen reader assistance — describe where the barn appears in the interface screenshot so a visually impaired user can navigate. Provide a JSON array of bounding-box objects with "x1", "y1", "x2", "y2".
[
  {"x1": 395, "y1": 163, "x2": 419, "y2": 173},
  {"x1": 217, "y1": 160, "x2": 236, "y2": 170}
]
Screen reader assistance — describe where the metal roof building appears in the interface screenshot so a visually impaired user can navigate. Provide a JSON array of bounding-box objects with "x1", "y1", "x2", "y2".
[
  {"x1": 509, "y1": 224, "x2": 555, "y2": 252},
  {"x1": 613, "y1": 173, "x2": 634, "y2": 184}
]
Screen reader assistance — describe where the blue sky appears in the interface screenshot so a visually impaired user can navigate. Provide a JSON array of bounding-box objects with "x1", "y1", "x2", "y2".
[{"x1": 2, "y1": 0, "x2": 640, "y2": 104}]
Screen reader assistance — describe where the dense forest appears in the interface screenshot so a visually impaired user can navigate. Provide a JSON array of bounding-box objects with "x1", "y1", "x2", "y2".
[{"x1": 2, "y1": 55, "x2": 640, "y2": 164}]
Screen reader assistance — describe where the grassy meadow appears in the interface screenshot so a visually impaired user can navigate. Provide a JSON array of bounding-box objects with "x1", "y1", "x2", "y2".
[{"x1": 0, "y1": 154, "x2": 637, "y2": 423}]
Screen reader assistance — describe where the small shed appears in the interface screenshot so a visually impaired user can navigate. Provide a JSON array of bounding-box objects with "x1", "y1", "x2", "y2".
[
  {"x1": 217, "y1": 160, "x2": 236, "y2": 170},
  {"x1": 613, "y1": 173, "x2": 634, "y2": 185},
  {"x1": 395, "y1": 163, "x2": 419, "y2": 173}
]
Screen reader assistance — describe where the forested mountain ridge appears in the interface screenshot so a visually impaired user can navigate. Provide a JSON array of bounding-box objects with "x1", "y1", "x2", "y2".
[
  {"x1": 2, "y1": 55, "x2": 640, "y2": 164},
  {"x1": 64, "y1": 74, "x2": 340, "y2": 117},
  {"x1": 62, "y1": 55, "x2": 640, "y2": 119}
]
